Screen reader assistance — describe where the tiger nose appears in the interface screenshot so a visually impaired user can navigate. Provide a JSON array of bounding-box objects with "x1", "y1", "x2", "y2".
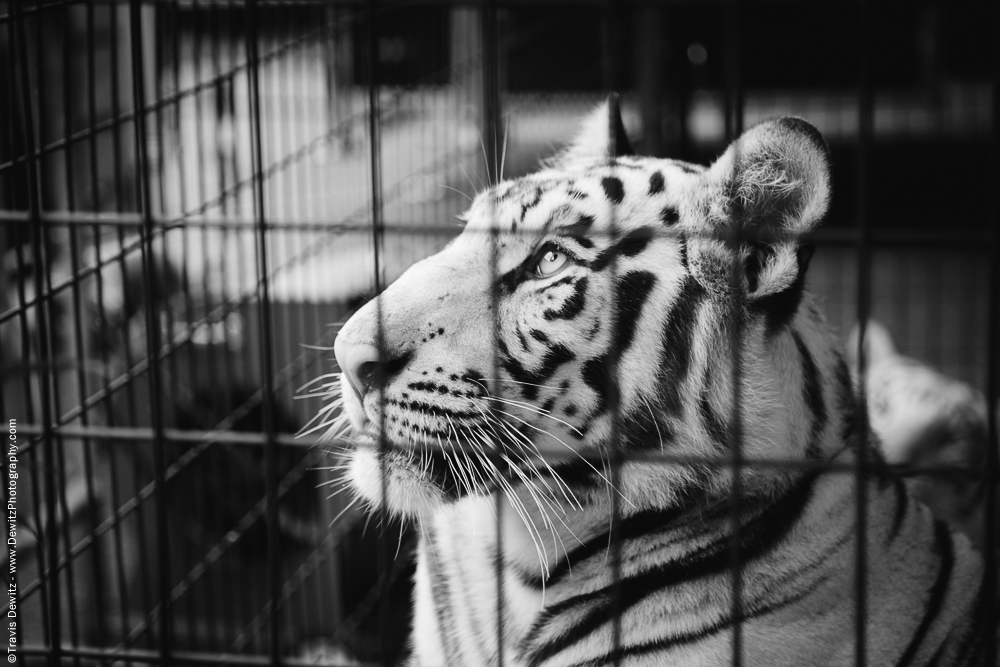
[{"x1": 334, "y1": 336, "x2": 384, "y2": 400}]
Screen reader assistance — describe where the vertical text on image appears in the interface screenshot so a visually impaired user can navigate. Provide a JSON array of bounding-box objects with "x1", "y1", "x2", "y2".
[{"x1": 6, "y1": 418, "x2": 16, "y2": 663}]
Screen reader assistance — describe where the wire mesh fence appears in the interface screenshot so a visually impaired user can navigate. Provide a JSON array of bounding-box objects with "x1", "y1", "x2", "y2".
[{"x1": 0, "y1": 0, "x2": 997, "y2": 665}]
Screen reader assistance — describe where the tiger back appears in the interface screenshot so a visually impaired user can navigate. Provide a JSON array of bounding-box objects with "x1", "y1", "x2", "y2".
[{"x1": 329, "y1": 99, "x2": 995, "y2": 666}]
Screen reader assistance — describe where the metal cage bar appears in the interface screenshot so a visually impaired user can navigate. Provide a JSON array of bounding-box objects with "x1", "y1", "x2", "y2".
[{"x1": 852, "y1": 1, "x2": 873, "y2": 664}]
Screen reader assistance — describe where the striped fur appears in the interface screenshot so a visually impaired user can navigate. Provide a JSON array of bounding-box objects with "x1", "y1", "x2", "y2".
[{"x1": 328, "y1": 101, "x2": 995, "y2": 666}]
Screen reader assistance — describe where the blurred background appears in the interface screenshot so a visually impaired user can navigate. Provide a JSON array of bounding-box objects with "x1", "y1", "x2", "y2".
[{"x1": 0, "y1": 0, "x2": 996, "y2": 665}]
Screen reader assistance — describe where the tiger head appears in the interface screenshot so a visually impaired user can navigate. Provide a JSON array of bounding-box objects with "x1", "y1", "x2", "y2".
[{"x1": 331, "y1": 99, "x2": 845, "y2": 520}]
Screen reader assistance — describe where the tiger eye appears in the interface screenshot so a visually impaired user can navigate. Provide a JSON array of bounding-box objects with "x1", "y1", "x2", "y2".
[{"x1": 536, "y1": 249, "x2": 568, "y2": 277}]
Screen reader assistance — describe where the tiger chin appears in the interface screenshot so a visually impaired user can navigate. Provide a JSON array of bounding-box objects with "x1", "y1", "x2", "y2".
[{"x1": 326, "y1": 97, "x2": 995, "y2": 666}]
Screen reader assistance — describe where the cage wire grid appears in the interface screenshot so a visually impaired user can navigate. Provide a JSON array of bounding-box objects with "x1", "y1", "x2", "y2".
[{"x1": 0, "y1": 0, "x2": 997, "y2": 666}]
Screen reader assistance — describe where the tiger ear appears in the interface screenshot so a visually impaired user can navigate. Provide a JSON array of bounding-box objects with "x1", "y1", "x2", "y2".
[
  {"x1": 703, "y1": 117, "x2": 831, "y2": 244},
  {"x1": 549, "y1": 93, "x2": 634, "y2": 167}
]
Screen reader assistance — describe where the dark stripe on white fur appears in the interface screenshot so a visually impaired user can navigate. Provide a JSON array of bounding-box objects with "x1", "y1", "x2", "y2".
[
  {"x1": 660, "y1": 207, "x2": 680, "y2": 226},
  {"x1": 792, "y1": 329, "x2": 827, "y2": 459},
  {"x1": 952, "y1": 584, "x2": 990, "y2": 664},
  {"x1": 893, "y1": 520, "x2": 955, "y2": 667},
  {"x1": 538, "y1": 274, "x2": 579, "y2": 293},
  {"x1": 500, "y1": 341, "x2": 576, "y2": 401},
  {"x1": 589, "y1": 508, "x2": 856, "y2": 667},
  {"x1": 450, "y1": 540, "x2": 494, "y2": 663},
  {"x1": 424, "y1": 528, "x2": 461, "y2": 665},
  {"x1": 566, "y1": 234, "x2": 595, "y2": 250},
  {"x1": 543, "y1": 277, "x2": 589, "y2": 321},
  {"x1": 756, "y1": 243, "x2": 814, "y2": 335},
  {"x1": 588, "y1": 227, "x2": 655, "y2": 272},
  {"x1": 678, "y1": 237, "x2": 689, "y2": 269},
  {"x1": 517, "y1": 484, "x2": 711, "y2": 590},
  {"x1": 530, "y1": 328, "x2": 550, "y2": 344},
  {"x1": 699, "y1": 387, "x2": 728, "y2": 447},
  {"x1": 574, "y1": 266, "x2": 657, "y2": 435},
  {"x1": 612, "y1": 271, "x2": 657, "y2": 355},
  {"x1": 565, "y1": 582, "x2": 821, "y2": 667},
  {"x1": 657, "y1": 277, "x2": 704, "y2": 417},
  {"x1": 648, "y1": 171, "x2": 664, "y2": 195},
  {"x1": 601, "y1": 177, "x2": 624, "y2": 205},
  {"x1": 888, "y1": 473, "x2": 909, "y2": 544},
  {"x1": 521, "y1": 474, "x2": 818, "y2": 665},
  {"x1": 665, "y1": 158, "x2": 703, "y2": 174},
  {"x1": 519, "y1": 186, "x2": 545, "y2": 221},
  {"x1": 833, "y1": 356, "x2": 865, "y2": 450},
  {"x1": 559, "y1": 213, "x2": 595, "y2": 238},
  {"x1": 581, "y1": 355, "x2": 611, "y2": 417},
  {"x1": 516, "y1": 325, "x2": 530, "y2": 351}
]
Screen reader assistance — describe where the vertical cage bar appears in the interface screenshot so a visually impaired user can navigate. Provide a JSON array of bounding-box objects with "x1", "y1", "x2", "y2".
[
  {"x1": 482, "y1": 0, "x2": 500, "y2": 187},
  {"x1": 11, "y1": 0, "x2": 60, "y2": 662},
  {"x1": 480, "y1": 1, "x2": 505, "y2": 663},
  {"x1": 243, "y1": 0, "x2": 282, "y2": 662},
  {"x1": 5, "y1": 11, "x2": 47, "y2": 649},
  {"x1": 361, "y1": 0, "x2": 390, "y2": 664},
  {"x1": 723, "y1": 2, "x2": 745, "y2": 665},
  {"x1": 47, "y1": 4, "x2": 85, "y2": 637},
  {"x1": 111, "y1": 1, "x2": 158, "y2": 643},
  {"x1": 128, "y1": 0, "x2": 173, "y2": 658},
  {"x1": 47, "y1": 1, "x2": 85, "y2": 633},
  {"x1": 601, "y1": 5, "x2": 624, "y2": 663},
  {"x1": 82, "y1": 1, "x2": 135, "y2": 637},
  {"x1": 853, "y1": 0, "x2": 874, "y2": 665},
  {"x1": 62, "y1": 0, "x2": 109, "y2": 648},
  {"x1": 983, "y1": 30, "x2": 999, "y2": 665},
  {"x1": 724, "y1": 0, "x2": 743, "y2": 145}
]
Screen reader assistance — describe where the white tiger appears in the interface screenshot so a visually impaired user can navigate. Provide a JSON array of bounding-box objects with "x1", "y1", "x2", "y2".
[{"x1": 326, "y1": 98, "x2": 996, "y2": 666}]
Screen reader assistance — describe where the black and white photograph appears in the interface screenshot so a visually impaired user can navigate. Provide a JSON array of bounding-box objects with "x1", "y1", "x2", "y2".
[{"x1": 1, "y1": 1, "x2": 997, "y2": 665}]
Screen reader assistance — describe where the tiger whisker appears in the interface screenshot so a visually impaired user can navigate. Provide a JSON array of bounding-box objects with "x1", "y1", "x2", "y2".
[
  {"x1": 485, "y1": 413, "x2": 581, "y2": 511},
  {"x1": 299, "y1": 343, "x2": 338, "y2": 352},
  {"x1": 316, "y1": 477, "x2": 352, "y2": 491},
  {"x1": 447, "y1": 417, "x2": 491, "y2": 498},
  {"x1": 396, "y1": 518, "x2": 407, "y2": 561},
  {"x1": 500, "y1": 115, "x2": 510, "y2": 182},
  {"x1": 297, "y1": 372, "x2": 342, "y2": 393},
  {"x1": 458, "y1": 162, "x2": 484, "y2": 194},
  {"x1": 493, "y1": 446, "x2": 583, "y2": 590},
  {"x1": 477, "y1": 377, "x2": 565, "y2": 392},
  {"x1": 438, "y1": 183, "x2": 474, "y2": 203},
  {"x1": 314, "y1": 465, "x2": 353, "y2": 478},
  {"x1": 641, "y1": 395, "x2": 666, "y2": 453},
  {"x1": 469, "y1": 403, "x2": 582, "y2": 513},
  {"x1": 295, "y1": 391, "x2": 339, "y2": 400},
  {"x1": 472, "y1": 412, "x2": 569, "y2": 516},
  {"x1": 488, "y1": 407, "x2": 627, "y2": 506},
  {"x1": 326, "y1": 494, "x2": 361, "y2": 526},
  {"x1": 302, "y1": 414, "x2": 349, "y2": 439},
  {"x1": 439, "y1": 431, "x2": 473, "y2": 499},
  {"x1": 478, "y1": 134, "x2": 493, "y2": 187},
  {"x1": 473, "y1": 443, "x2": 549, "y2": 574},
  {"x1": 478, "y1": 395, "x2": 585, "y2": 438},
  {"x1": 499, "y1": 453, "x2": 555, "y2": 551},
  {"x1": 299, "y1": 401, "x2": 347, "y2": 437},
  {"x1": 324, "y1": 484, "x2": 357, "y2": 500}
]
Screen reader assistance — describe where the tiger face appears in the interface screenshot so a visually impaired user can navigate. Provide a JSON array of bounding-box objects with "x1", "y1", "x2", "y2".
[{"x1": 332, "y1": 100, "x2": 836, "y2": 519}]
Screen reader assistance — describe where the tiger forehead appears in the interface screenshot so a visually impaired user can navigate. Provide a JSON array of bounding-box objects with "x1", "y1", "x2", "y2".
[{"x1": 464, "y1": 158, "x2": 695, "y2": 235}]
